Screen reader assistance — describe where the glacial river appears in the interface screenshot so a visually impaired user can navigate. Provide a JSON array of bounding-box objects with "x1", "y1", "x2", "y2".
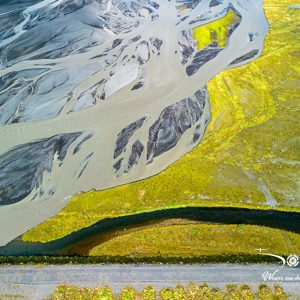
[{"x1": 0, "y1": 0, "x2": 268, "y2": 245}]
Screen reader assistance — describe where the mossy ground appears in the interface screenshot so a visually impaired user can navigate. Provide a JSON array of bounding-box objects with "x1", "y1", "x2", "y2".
[
  {"x1": 193, "y1": 11, "x2": 240, "y2": 48},
  {"x1": 88, "y1": 223, "x2": 300, "y2": 257},
  {"x1": 22, "y1": 0, "x2": 300, "y2": 248}
]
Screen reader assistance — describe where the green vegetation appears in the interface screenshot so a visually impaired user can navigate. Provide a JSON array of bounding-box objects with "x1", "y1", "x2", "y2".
[
  {"x1": 205, "y1": 0, "x2": 300, "y2": 211},
  {"x1": 160, "y1": 286, "x2": 186, "y2": 300},
  {"x1": 45, "y1": 285, "x2": 113, "y2": 300},
  {"x1": 88, "y1": 223, "x2": 300, "y2": 257},
  {"x1": 21, "y1": 0, "x2": 300, "y2": 246},
  {"x1": 240, "y1": 284, "x2": 255, "y2": 300},
  {"x1": 0, "y1": 254, "x2": 281, "y2": 265},
  {"x1": 45, "y1": 283, "x2": 289, "y2": 300},
  {"x1": 1, "y1": 283, "x2": 290, "y2": 300},
  {"x1": 193, "y1": 11, "x2": 240, "y2": 49},
  {"x1": 121, "y1": 288, "x2": 135, "y2": 300},
  {"x1": 142, "y1": 287, "x2": 156, "y2": 300}
]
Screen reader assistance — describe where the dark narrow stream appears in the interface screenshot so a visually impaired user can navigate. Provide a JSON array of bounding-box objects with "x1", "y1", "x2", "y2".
[{"x1": 0, "y1": 207, "x2": 299, "y2": 256}]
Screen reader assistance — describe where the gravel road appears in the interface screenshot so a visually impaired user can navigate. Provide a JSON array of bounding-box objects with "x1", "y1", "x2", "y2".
[{"x1": 1, "y1": 264, "x2": 299, "y2": 299}]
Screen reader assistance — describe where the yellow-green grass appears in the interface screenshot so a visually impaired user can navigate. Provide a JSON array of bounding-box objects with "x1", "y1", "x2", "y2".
[
  {"x1": 193, "y1": 11, "x2": 240, "y2": 49},
  {"x1": 22, "y1": 0, "x2": 300, "y2": 243},
  {"x1": 88, "y1": 223, "x2": 300, "y2": 257},
  {"x1": 46, "y1": 283, "x2": 289, "y2": 300}
]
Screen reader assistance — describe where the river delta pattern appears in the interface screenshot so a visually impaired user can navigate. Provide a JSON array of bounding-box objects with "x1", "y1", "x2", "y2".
[{"x1": 0, "y1": 0, "x2": 269, "y2": 245}]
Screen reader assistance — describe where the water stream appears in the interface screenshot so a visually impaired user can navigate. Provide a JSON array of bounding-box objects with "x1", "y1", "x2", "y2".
[{"x1": 0, "y1": 206, "x2": 299, "y2": 256}]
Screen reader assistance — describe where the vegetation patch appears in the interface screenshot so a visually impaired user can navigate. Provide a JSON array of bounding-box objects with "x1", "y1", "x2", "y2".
[
  {"x1": 45, "y1": 283, "x2": 289, "y2": 300},
  {"x1": 45, "y1": 285, "x2": 113, "y2": 300},
  {"x1": 0, "y1": 254, "x2": 281, "y2": 265},
  {"x1": 193, "y1": 11, "x2": 241, "y2": 48},
  {"x1": 87, "y1": 223, "x2": 300, "y2": 258}
]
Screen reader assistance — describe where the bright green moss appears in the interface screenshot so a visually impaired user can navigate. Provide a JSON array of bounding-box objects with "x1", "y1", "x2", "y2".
[
  {"x1": 120, "y1": 287, "x2": 135, "y2": 300},
  {"x1": 141, "y1": 286, "x2": 156, "y2": 300},
  {"x1": 193, "y1": 11, "x2": 240, "y2": 49}
]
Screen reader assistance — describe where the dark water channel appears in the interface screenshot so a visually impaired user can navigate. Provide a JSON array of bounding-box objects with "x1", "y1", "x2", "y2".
[{"x1": 0, "y1": 207, "x2": 299, "y2": 256}]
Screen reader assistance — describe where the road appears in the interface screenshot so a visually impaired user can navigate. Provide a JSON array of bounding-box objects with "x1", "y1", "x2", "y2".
[{"x1": 1, "y1": 264, "x2": 300, "y2": 299}]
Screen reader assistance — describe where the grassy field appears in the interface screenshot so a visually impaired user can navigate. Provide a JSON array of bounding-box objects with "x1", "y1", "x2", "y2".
[
  {"x1": 44, "y1": 283, "x2": 289, "y2": 300},
  {"x1": 22, "y1": 0, "x2": 300, "y2": 245},
  {"x1": 87, "y1": 223, "x2": 300, "y2": 258}
]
